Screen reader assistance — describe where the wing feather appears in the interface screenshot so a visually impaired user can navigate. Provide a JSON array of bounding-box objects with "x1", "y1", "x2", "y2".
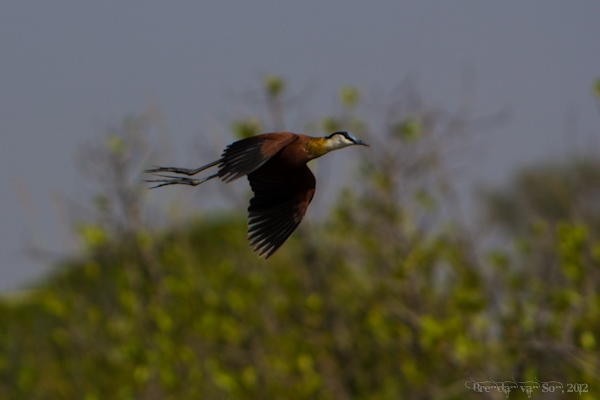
[
  {"x1": 218, "y1": 132, "x2": 298, "y2": 182},
  {"x1": 246, "y1": 161, "x2": 316, "y2": 258}
]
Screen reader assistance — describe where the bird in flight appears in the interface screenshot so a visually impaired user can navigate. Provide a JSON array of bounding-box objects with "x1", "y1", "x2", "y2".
[{"x1": 145, "y1": 131, "x2": 368, "y2": 258}]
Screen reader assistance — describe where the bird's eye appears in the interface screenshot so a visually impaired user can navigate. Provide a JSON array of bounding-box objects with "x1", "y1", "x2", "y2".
[{"x1": 343, "y1": 131, "x2": 358, "y2": 142}]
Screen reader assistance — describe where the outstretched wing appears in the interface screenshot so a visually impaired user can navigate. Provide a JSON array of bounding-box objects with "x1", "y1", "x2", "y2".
[
  {"x1": 246, "y1": 162, "x2": 316, "y2": 259},
  {"x1": 218, "y1": 132, "x2": 298, "y2": 182}
]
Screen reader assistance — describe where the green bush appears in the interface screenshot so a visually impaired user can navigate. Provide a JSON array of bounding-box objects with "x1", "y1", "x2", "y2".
[{"x1": 1, "y1": 78, "x2": 598, "y2": 399}]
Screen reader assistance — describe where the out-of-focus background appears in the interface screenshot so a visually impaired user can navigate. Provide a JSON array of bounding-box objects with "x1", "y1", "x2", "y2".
[
  {"x1": 1, "y1": 2, "x2": 599, "y2": 399},
  {"x1": 2, "y1": 1, "x2": 599, "y2": 291}
]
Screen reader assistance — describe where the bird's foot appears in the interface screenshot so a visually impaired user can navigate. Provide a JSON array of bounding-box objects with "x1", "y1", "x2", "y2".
[{"x1": 144, "y1": 166, "x2": 198, "y2": 175}]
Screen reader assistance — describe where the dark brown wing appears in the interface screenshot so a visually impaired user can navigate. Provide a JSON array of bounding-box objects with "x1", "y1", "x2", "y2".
[
  {"x1": 246, "y1": 161, "x2": 316, "y2": 259},
  {"x1": 218, "y1": 132, "x2": 298, "y2": 182}
]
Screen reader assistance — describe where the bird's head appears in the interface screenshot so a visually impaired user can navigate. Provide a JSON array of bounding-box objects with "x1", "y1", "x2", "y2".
[{"x1": 322, "y1": 131, "x2": 369, "y2": 152}]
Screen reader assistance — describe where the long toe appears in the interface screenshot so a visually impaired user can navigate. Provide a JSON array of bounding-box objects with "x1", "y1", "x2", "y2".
[{"x1": 145, "y1": 166, "x2": 179, "y2": 174}]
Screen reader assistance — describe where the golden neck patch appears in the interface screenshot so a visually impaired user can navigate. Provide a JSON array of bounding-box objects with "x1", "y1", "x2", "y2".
[{"x1": 305, "y1": 137, "x2": 329, "y2": 159}]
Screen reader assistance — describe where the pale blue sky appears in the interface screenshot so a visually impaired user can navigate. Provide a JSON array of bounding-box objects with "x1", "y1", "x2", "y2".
[{"x1": 1, "y1": 1, "x2": 599, "y2": 290}]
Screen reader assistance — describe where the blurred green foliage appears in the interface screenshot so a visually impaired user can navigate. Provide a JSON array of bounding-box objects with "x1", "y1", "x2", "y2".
[
  {"x1": 264, "y1": 75, "x2": 286, "y2": 99},
  {"x1": 1, "y1": 78, "x2": 599, "y2": 400},
  {"x1": 339, "y1": 85, "x2": 360, "y2": 109},
  {"x1": 231, "y1": 118, "x2": 262, "y2": 139}
]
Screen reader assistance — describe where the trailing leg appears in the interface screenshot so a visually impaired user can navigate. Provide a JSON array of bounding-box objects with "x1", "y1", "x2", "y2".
[
  {"x1": 145, "y1": 173, "x2": 219, "y2": 189},
  {"x1": 144, "y1": 159, "x2": 220, "y2": 176}
]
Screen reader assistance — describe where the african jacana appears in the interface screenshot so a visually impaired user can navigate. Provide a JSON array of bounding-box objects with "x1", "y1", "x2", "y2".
[{"x1": 145, "y1": 131, "x2": 368, "y2": 258}]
